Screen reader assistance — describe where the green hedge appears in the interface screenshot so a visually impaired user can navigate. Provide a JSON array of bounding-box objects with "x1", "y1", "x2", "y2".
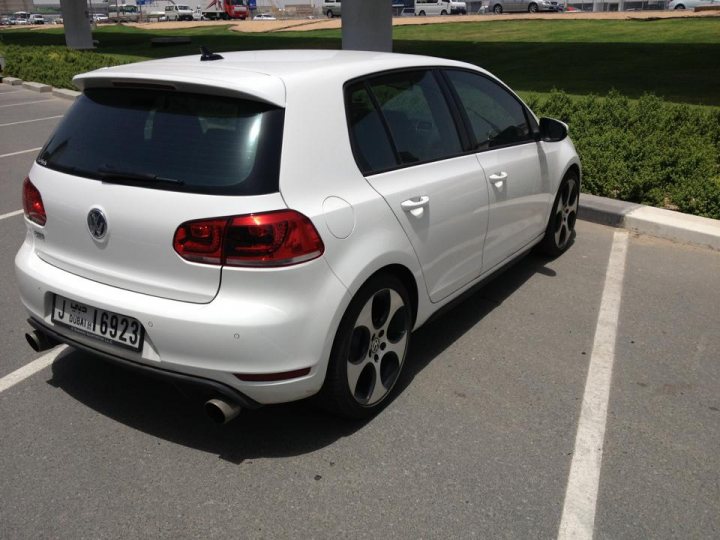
[
  {"x1": 1, "y1": 45, "x2": 718, "y2": 219},
  {"x1": 0, "y1": 45, "x2": 126, "y2": 90},
  {"x1": 527, "y1": 91, "x2": 720, "y2": 219}
]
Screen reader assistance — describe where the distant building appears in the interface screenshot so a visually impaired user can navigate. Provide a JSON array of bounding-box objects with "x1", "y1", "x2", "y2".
[{"x1": 1, "y1": 0, "x2": 35, "y2": 14}]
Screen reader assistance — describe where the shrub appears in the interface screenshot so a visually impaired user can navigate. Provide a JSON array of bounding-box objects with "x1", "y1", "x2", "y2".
[
  {"x1": 528, "y1": 90, "x2": 720, "y2": 219},
  {"x1": 1, "y1": 45, "x2": 127, "y2": 90}
]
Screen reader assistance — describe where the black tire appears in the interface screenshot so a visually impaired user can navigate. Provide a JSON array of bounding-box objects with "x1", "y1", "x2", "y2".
[
  {"x1": 539, "y1": 171, "x2": 579, "y2": 257},
  {"x1": 674, "y1": 4, "x2": 685, "y2": 8},
  {"x1": 529, "y1": 3, "x2": 539, "y2": 12},
  {"x1": 319, "y1": 274, "x2": 412, "y2": 419},
  {"x1": 441, "y1": 9, "x2": 448, "y2": 15},
  {"x1": 327, "y1": 10, "x2": 334, "y2": 18},
  {"x1": 419, "y1": 10, "x2": 426, "y2": 16},
  {"x1": 493, "y1": 4, "x2": 503, "y2": 14}
]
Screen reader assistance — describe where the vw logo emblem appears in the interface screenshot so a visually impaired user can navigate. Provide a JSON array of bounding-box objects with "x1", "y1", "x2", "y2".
[{"x1": 87, "y1": 208, "x2": 108, "y2": 240}]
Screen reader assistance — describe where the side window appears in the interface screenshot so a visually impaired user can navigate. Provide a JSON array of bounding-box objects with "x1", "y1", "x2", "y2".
[
  {"x1": 346, "y1": 83, "x2": 398, "y2": 175},
  {"x1": 368, "y1": 70, "x2": 462, "y2": 165},
  {"x1": 445, "y1": 70, "x2": 532, "y2": 150}
]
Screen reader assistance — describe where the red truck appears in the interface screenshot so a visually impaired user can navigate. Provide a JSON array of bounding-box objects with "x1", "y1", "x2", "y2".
[{"x1": 202, "y1": 0, "x2": 248, "y2": 20}]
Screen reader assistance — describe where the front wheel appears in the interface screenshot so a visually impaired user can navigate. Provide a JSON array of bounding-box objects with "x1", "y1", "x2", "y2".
[
  {"x1": 418, "y1": 10, "x2": 426, "y2": 16},
  {"x1": 539, "y1": 171, "x2": 579, "y2": 257},
  {"x1": 441, "y1": 9, "x2": 448, "y2": 15},
  {"x1": 529, "y1": 3, "x2": 539, "y2": 12},
  {"x1": 320, "y1": 274, "x2": 412, "y2": 419},
  {"x1": 674, "y1": 4, "x2": 685, "y2": 8},
  {"x1": 493, "y1": 4, "x2": 503, "y2": 14},
  {"x1": 327, "y1": 10, "x2": 334, "y2": 18}
]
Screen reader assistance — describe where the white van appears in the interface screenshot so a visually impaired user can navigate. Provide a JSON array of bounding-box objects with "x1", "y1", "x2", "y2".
[
  {"x1": 415, "y1": 0, "x2": 467, "y2": 15},
  {"x1": 165, "y1": 4, "x2": 194, "y2": 21}
]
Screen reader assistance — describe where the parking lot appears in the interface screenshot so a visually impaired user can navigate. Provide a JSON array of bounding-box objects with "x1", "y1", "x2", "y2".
[{"x1": 1, "y1": 84, "x2": 719, "y2": 538}]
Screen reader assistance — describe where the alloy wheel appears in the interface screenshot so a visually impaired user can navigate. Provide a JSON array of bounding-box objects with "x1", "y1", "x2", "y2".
[
  {"x1": 346, "y1": 288, "x2": 409, "y2": 406},
  {"x1": 553, "y1": 176, "x2": 578, "y2": 250}
]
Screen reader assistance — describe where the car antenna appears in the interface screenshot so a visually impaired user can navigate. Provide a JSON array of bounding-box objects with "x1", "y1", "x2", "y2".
[{"x1": 200, "y1": 46, "x2": 224, "y2": 62}]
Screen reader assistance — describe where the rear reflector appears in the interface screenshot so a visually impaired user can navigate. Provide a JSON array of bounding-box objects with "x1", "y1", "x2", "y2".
[
  {"x1": 22, "y1": 178, "x2": 46, "y2": 226},
  {"x1": 174, "y1": 210, "x2": 324, "y2": 267},
  {"x1": 234, "y1": 368, "x2": 311, "y2": 382}
]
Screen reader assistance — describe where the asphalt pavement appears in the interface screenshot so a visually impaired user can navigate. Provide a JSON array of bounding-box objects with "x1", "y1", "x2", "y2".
[{"x1": 1, "y1": 85, "x2": 718, "y2": 539}]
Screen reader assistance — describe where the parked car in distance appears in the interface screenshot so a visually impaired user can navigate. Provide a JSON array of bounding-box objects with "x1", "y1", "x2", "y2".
[
  {"x1": 18, "y1": 50, "x2": 580, "y2": 424},
  {"x1": 28, "y1": 13, "x2": 45, "y2": 24},
  {"x1": 254, "y1": 12, "x2": 277, "y2": 19},
  {"x1": 489, "y1": 0, "x2": 563, "y2": 13},
  {"x1": 668, "y1": 0, "x2": 720, "y2": 8},
  {"x1": 92, "y1": 13, "x2": 109, "y2": 23},
  {"x1": 415, "y1": 0, "x2": 468, "y2": 15},
  {"x1": 165, "y1": 4, "x2": 194, "y2": 21},
  {"x1": 323, "y1": 0, "x2": 341, "y2": 17}
]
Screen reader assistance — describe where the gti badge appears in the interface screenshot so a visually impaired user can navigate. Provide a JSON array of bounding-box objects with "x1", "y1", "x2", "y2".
[{"x1": 87, "y1": 208, "x2": 108, "y2": 240}]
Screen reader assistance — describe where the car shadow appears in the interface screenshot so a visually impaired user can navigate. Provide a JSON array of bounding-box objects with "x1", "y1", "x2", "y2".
[{"x1": 47, "y1": 252, "x2": 557, "y2": 464}]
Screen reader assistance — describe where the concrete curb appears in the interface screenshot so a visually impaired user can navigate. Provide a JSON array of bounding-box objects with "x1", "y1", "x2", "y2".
[
  {"x1": 22, "y1": 81, "x2": 52, "y2": 93},
  {"x1": 1, "y1": 78, "x2": 80, "y2": 100},
  {"x1": 2, "y1": 77, "x2": 23, "y2": 86},
  {"x1": 579, "y1": 193, "x2": 720, "y2": 251}
]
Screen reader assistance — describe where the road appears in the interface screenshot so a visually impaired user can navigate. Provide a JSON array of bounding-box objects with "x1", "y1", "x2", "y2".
[{"x1": 1, "y1": 85, "x2": 718, "y2": 539}]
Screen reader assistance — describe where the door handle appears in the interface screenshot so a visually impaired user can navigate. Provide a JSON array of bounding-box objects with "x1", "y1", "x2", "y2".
[
  {"x1": 489, "y1": 172, "x2": 508, "y2": 188},
  {"x1": 401, "y1": 196, "x2": 430, "y2": 210},
  {"x1": 401, "y1": 196, "x2": 430, "y2": 218}
]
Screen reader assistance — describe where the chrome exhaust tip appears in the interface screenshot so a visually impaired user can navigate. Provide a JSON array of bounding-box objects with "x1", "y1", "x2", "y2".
[{"x1": 205, "y1": 398, "x2": 242, "y2": 424}]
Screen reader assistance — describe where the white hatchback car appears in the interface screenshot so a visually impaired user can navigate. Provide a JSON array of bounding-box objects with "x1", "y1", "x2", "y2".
[{"x1": 17, "y1": 50, "x2": 580, "y2": 422}]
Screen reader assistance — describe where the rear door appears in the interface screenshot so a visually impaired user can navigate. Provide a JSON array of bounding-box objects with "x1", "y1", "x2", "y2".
[
  {"x1": 33, "y1": 87, "x2": 286, "y2": 303},
  {"x1": 346, "y1": 70, "x2": 490, "y2": 303}
]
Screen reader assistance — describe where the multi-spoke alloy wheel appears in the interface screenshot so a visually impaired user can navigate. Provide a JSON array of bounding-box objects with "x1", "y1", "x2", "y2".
[
  {"x1": 321, "y1": 275, "x2": 411, "y2": 418},
  {"x1": 540, "y1": 172, "x2": 579, "y2": 256}
]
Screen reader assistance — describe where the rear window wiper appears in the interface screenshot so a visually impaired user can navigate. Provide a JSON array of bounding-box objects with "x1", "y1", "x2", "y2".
[{"x1": 97, "y1": 167, "x2": 185, "y2": 186}]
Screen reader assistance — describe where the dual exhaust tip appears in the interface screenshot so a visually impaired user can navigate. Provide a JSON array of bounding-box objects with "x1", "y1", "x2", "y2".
[{"x1": 25, "y1": 328, "x2": 242, "y2": 425}]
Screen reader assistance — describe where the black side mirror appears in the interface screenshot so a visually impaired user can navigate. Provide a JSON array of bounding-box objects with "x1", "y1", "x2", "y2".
[{"x1": 539, "y1": 117, "x2": 568, "y2": 142}]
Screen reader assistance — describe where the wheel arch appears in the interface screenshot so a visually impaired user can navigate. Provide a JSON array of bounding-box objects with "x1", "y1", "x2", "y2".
[{"x1": 363, "y1": 264, "x2": 419, "y2": 328}]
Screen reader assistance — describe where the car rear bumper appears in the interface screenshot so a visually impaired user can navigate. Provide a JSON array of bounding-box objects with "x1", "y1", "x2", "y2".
[
  {"x1": 15, "y1": 235, "x2": 351, "y2": 405},
  {"x1": 28, "y1": 317, "x2": 262, "y2": 409}
]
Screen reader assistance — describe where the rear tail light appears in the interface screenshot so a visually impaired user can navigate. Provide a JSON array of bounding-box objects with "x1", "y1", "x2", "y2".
[
  {"x1": 22, "y1": 178, "x2": 47, "y2": 226},
  {"x1": 173, "y1": 210, "x2": 324, "y2": 267}
]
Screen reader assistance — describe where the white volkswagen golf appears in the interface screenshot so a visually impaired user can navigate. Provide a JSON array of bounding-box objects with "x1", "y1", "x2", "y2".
[{"x1": 16, "y1": 50, "x2": 580, "y2": 422}]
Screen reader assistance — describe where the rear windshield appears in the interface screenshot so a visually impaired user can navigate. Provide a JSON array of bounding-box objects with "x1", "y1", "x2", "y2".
[{"x1": 38, "y1": 88, "x2": 284, "y2": 195}]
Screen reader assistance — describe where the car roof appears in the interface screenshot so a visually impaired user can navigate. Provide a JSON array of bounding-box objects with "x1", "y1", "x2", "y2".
[{"x1": 73, "y1": 49, "x2": 484, "y2": 107}]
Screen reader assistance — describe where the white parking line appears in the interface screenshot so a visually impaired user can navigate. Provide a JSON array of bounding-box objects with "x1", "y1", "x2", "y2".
[
  {"x1": 0, "y1": 147, "x2": 42, "y2": 159},
  {"x1": 0, "y1": 345, "x2": 68, "y2": 394},
  {"x1": 0, "y1": 99, "x2": 55, "y2": 109},
  {"x1": 557, "y1": 231, "x2": 629, "y2": 540},
  {"x1": 0, "y1": 209, "x2": 24, "y2": 221},
  {"x1": 0, "y1": 115, "x2": 63, "y2": 128},
  {"x1": 0, "y1": 91, "x2": 22, "y2": 97}
]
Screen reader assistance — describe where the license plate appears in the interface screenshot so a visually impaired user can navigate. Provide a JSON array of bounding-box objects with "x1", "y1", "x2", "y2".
[{"x1": 51, "y1": 295, "x2": 144, "y2": 352}]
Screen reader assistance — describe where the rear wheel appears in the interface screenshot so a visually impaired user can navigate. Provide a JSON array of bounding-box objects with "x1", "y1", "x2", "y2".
[
  {"x1": 327, "y1": 10, "x2": 334, "y2": 17},
  {"x1": 441, "y1": 9, "x2": 448, "y2": 15},
  {"x1": 539, "y1": 171, "x2": 579, "y2": 256},
  {"x1": 419, "y1": 10, "x2": 426, "y2": 15},
  {"x1": 320, "y1": 274, "x2": 412, "y2": 419},
  {"x1": 493, "y1": 4, "x2": 503, "y2": 14},
  {"x1": 674, "y1": 4, "x2": 685, "y2": 8}
]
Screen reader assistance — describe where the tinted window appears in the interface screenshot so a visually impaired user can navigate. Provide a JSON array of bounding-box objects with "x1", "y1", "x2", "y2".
[
  {"x1": 38, "y1": 88, "x2": 284, "y2": 195},
  {"x1": 445, "y1": 70, "x2": 532, "y2": 150},
  {"x1": 346, "y1": 83, "x2": 398, "y2": 175},
  {"x1": 369, "y1": 70, "x2": 462, "y2": 165}
]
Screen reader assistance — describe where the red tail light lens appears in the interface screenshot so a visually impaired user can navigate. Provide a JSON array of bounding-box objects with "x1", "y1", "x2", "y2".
[
  {"x1": 22, "y1": 178, "x2": 47, "y2": 226},
  {"x1": 173, "y1": 210, "x2": 324, "y2": 267}
]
